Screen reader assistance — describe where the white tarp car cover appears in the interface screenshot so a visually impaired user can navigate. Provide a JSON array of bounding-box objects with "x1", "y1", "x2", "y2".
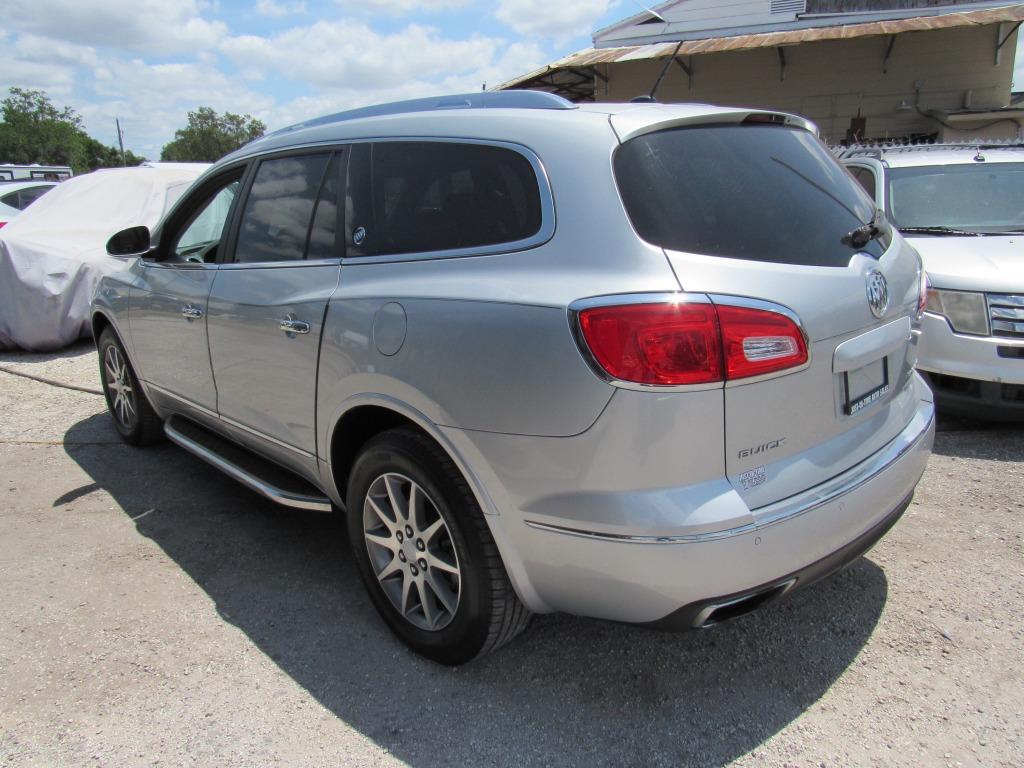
[{"x1": 0, "y1": 162, "x2": 208, "y2": 351}]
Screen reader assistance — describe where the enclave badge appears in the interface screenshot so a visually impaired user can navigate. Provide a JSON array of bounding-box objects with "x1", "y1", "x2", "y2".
[{"x1": 866, "y1": 269, "x2": 889, "y2": 319}]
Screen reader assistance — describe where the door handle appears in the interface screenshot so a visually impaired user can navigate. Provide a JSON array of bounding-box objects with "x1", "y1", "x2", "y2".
[
  {"x1": 279, "y1": 318, "x2": 310, "y2": 335},
  {"x1": 181, "y1": 304, "x2": 203, "y2": 319}
]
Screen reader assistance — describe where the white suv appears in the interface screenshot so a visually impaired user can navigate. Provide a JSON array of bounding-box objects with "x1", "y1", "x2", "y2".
[{"x1": 840, "y1": 143, "x2": 1024, "y2": 420}]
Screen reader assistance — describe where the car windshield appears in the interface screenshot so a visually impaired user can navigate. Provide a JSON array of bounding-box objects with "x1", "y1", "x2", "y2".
[{"x1": 887, "y1": 162, "x2": 1024, "y2": 233}]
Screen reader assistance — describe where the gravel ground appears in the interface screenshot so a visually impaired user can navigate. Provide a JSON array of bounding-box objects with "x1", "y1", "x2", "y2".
[{"x1": 0, "y1": 344, "x2": 1021, "y2": 767}]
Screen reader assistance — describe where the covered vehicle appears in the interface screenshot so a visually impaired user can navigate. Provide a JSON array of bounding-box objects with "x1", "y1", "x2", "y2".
[
  {"x1": 0, "y1": 163, "x2": 207, "y2": 350},
  {"x1": 0, "y1": 180, "x2": 57, "y2": 229}
]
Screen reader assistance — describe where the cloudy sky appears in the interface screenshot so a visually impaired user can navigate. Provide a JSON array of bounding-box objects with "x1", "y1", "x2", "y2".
[
  {"x1": 3, "y1": 0, "x2": 1023, "y2": 160},
  {"x1": 2, "y1": 0, "x2": 622, "y2": 159}
]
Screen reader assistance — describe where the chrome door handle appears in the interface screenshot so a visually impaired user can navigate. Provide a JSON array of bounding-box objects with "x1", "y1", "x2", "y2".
[
  {"x1": 279, "y1": 318, "x2": 310, "y2": 335},
  {"x1": 181, "y1": 305, "x2": 203, "y2": 319}
]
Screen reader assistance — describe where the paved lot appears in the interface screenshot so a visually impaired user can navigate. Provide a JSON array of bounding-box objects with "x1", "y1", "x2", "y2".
[{"x1": 1, "y1": 342, "x2": 1022, "y2": 767}]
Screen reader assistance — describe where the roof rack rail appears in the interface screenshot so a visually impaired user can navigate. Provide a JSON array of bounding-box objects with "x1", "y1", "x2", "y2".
[
  {"x1": 833, "y1": 139, "x2": 1024, "y2": 159},
  {"x1": 266, "y1": 90, "x2": 576, "y2": 139}
]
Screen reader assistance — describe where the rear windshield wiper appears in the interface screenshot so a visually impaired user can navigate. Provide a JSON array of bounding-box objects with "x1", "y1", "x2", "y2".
[
  {"x1": 898, "y1": 226, "x2": 982, "y2": 237},
  {"x1": 843, "y1": 210, "x2": 888, "y2": 249}
]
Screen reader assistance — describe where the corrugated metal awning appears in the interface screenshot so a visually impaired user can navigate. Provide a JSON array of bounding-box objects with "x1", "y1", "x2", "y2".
[{"x1": 497, "y1": 3, "x2": 1024, "y2": 100}]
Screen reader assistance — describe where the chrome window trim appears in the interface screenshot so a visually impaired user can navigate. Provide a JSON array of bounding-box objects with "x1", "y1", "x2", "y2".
[
  {"x1": 218, "y1": 258, "x2": 342, "y2": 270},
  {"x1": 566, "y1": 292, "x2": 811, "y2": 393},
  {"x1": 337, "y1": 137, "x2": 555, "y2": 265},
  {"x1": 143, "y1": 260, "x2": 219, "y2": 271},
  {"x1": 524, "y1": 405, "x2": 933, "y2": 544}
]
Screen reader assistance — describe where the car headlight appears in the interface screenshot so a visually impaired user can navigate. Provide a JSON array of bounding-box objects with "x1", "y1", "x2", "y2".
[{"x1": 925, "y1": 289, "x2": 989, "y2": 336}]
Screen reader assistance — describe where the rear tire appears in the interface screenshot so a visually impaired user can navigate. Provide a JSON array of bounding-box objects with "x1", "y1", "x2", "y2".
[
  {"x1": 346, "y1": 427, "x2": 530, "y2": 665},
  {"x1": 98, "y1": 327, "x2": 163, "y2": 446}
]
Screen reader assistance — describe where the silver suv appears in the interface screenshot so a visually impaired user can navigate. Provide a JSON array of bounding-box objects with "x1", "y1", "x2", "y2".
[
  {"x1": 93, "y1": 92, "x2": 934, "y2": 664},
  {"x1": 840, "y1": 143, "x2": 1024, "y2": 420}
]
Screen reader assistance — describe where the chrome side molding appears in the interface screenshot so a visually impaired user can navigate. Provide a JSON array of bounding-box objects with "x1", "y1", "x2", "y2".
[{"x1": 164, "y1": 419, "x2": 332, "y2": 512}]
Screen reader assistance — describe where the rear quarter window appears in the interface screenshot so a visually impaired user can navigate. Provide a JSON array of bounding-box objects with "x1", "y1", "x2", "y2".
[
  {"x1": 614, "y1": 124, "x2": 884, "y2": 266},
  {"x1": 345, "y1": 141, "x2": 542, "y2": 257}
]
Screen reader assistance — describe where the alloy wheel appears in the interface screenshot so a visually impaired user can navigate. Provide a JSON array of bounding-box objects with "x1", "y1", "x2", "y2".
[
  {"x1": 362, "y1": 473, "x2": 461, "y2": 631},
  {"x1": 104, "y1": 345, "x2": 136, "y2": 429}
]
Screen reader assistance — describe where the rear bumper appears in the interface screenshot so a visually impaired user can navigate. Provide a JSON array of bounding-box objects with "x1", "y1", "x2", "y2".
[
  {"x1": 646, "y1": 491, "x2": 913, "y2": 629},
  {"x1": 488, "y1": 387, "x2": 934, "y2": 623}
]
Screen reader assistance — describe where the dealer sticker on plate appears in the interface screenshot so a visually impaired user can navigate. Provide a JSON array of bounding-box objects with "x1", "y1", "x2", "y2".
[{"x1": 738, "y1": 465, "x2": 767, "y2": 490}]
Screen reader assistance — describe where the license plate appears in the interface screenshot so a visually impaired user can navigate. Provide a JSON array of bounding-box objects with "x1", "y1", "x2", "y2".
[{"x1": 844, "y1": 357, "x2": 890, "y2": 415}]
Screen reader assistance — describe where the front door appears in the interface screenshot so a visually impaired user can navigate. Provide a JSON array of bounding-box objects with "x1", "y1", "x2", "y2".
[
  {"x1": 130, "y1": 170, "x2": 244, "y2": 413},
  {"x1": 206, "y1": 151, "x2": 342, "y2": 471}
]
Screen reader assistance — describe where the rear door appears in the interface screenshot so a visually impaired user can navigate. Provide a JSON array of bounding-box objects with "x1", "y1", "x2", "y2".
[
  {"x1": 206, "y1": 150, "x2": 342, "y2": 477},
  {"x1": 614, "y1": 121, "x2": 922, "y2": 509}
]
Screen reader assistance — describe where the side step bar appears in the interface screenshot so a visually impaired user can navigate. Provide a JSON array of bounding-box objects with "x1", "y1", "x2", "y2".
[{"x1": 164, "y1": 417, "x2": 333, "y2": 512}]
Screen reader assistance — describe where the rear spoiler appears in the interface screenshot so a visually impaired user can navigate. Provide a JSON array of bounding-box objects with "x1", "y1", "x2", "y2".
[{"x1": 609, "y1": 105, "x2": 818, "y2": 143}]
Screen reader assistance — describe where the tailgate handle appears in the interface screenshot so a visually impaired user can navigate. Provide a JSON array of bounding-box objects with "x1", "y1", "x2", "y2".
[{"x1": 833, "y1": 317, "x2": 911, "y2": 373}]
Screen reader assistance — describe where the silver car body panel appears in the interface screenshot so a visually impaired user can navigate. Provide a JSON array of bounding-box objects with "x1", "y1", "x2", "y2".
[{"x1": 92, "y1": 99, "x2": 934, "y2": 623}]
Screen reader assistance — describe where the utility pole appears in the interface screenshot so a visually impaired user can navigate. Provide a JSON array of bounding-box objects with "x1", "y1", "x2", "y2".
[{"x1": 115, "y1": 118, "x2": 126, "y2": 167}]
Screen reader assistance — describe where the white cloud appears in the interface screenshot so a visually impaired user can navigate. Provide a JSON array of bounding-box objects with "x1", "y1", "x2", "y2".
[
  {"x1": 222, "y1": 21, "x2": 518, "y2": 90},
  {"x1": 333, "y1": 0, "x2": 471, "y2": 16},
  {"x1": 84, "y1": 59, "x2": 274, "y2": 158},
  {"x1": 255, "y1": 0, "x2": 307, "y2": 18},
  {"x1": 5, "y1": 0, "x2": 226, "y2": 55},
  {"x1": 495, "y1": 0, "x2": 609, "y2": 43}
]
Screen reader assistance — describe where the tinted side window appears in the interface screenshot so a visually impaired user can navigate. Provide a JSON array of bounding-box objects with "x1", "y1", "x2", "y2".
[
  {"x1": 0, "y1": 191, "x2": 18, "y2": 208},
  {"x1": 306, "y1": 153, "x2": 340, "y2": 260},
  {"x1": 615, "y1": 125, "x2": 884, "y2": 266},
  {"x1": 849, "y1": 166, "x2": 877, "y2": 199},
  {"x1": 348, "y1": 142, "x2": 542, "y2": 256},
  {"x1": 234, "y1": 154, "x2": 330, "y2": 263}
]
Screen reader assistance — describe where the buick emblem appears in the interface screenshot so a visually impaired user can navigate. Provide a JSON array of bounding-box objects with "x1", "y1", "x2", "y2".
[{"x1": 866, "y1": 269, "x2": 889, "y2": 319}]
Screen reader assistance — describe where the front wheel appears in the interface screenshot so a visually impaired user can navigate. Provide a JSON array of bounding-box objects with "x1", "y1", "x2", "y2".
[
  {"x1": 97, "y1": 327, "x2": 163, "y2": 446},
  {"x1": 346, "y1": 427, "x2": 530, "y2": 665}
]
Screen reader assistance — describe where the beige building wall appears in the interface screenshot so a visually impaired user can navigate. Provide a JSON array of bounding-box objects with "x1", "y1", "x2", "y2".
[{"x1": 597, "y1": 23, "x2": 1020, "y2": 142}]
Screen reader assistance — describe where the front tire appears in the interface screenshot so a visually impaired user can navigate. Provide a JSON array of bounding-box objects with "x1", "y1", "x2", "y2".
[
  {"x1": 98, "y1": 327, "x2": 163, "y2": 446},
  {"x1": 346, "y1": 427, "x2": 530, "y2": 665}
]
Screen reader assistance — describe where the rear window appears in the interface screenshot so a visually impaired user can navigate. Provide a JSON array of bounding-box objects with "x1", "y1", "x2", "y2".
[{"x1": 614, "y1": 124, "x2": 885, "y2": 265}]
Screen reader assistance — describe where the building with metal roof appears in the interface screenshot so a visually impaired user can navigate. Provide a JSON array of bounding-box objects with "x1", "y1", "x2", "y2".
[{"x1": 499, "y1": 1, "x2": 1024, "y2": 143}]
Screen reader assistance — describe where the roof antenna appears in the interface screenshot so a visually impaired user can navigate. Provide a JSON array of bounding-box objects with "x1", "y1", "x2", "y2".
[{"x1": 632, "y1": 40, "x2": 683, "y2": 103}]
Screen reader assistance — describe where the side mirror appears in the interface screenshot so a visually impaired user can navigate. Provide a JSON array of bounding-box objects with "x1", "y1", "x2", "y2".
[{"x1": 106, "y1": 225, "x2": 152, "y2": 257}]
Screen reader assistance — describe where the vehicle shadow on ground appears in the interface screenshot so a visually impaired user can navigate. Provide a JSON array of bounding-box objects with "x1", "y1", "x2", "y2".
[
  {"x1": 64, "y1": 413, "x2": 889, "y2": 768},
  {"x1": 933, "y1": 414, "x2": 1024, "y2": 462}
]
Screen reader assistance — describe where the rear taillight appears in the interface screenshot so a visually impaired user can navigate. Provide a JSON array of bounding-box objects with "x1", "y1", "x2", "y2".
[
  {"x1": 576, "y1": 299, "x2": 807, "y2": 387},
  {"x1": 577, "y1": 303, "x2": 723, "y2": 385},
  {"x1": 717, "y1": 305, "x2": 808, "y2": 380},
  {"x1": 0, "y1": 221, "x2": 6, "y2": 229}
]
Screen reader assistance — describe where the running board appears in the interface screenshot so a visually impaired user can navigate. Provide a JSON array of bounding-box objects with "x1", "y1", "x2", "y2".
[{"x1": 164, "y1": 417, "x2": 333, "y2": 512}]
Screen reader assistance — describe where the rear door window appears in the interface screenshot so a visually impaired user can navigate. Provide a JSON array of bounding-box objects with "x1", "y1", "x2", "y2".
[
  {"x1": 614, "y1": 124, "x2": 885, "y2": 265},
  {"x1": 346, "y1": 141, "x2": 542, "y2": 257},
  {"x1": 234, "y1": 153, "x2": 331, "y2": 263}
]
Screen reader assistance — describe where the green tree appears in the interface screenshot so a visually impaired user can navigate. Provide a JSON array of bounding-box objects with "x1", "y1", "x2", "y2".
[
  {"x1": 160, "y1": 107, "x2": 266, "y2": 162},
  {"x1": 0, "y1": 87, "x2": 147, "y2": 174}
]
